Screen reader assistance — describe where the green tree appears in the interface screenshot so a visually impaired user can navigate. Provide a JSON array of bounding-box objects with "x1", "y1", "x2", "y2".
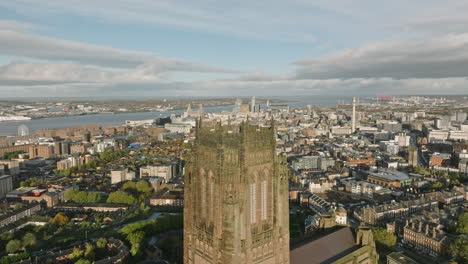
[
  {"x1": 22, "y1": 233, "x2": 36, "y2": 249},
  {"x1": 449, "y1": 236, "x2": 468, "y2": 263},
  {"x1": 63, "y1": 189, "x2": 79, "y2": 201},
  {"x1": 86, "y1": 192, "x2": 102, "y2": 203},
  {"x1": 410, "y1": 166, "x2": 430, "y2": 175},
  {"x1": 0, "y1": 252, "x2": 29, "y2": 264},
  {"x1": 69, "y1": 247, "x2": 84, "y2": 261},
  {"x1": 19, "y1": 177, "x2": 46, "y2": 187},
  {"x1": 127, "y1": 231, "x2": 145, "y2": 256},
  {"x1": 122, "y1": 181, "x2": 137, "y2": 192},
  {"x1": 372, "y1": 228, "x2": 397, "y2": 248},
  {"x1": 5, "y1": 240, "x2": 22, "y2": 254},
  {"x1": 63, "y1": 189, "x2": 102, "y2": 204},
  {"x1": 3, "y1": 151, "x2": 26, "y2": 160},
  {"x1": 456, "y1": 213, "x2": 468, "y2": 234},
  {"x1": 136, "y1": 180, "x2": 152, "y2": 195},
  {"x1": 84, "y1": 243, "x2": 95, "y2": 260},
  {"x1": 75, "y1": 260, "x2": 91, "y2": 264},
  {"x1": 96, "y1": 237, "x2": 107, "y2": 249},
  {"x1": 74, "y1": 191, "x2": 88, "y2": 203},
  {"x1": 106, "y1": 191, "x2": 137, "y2": 205}
]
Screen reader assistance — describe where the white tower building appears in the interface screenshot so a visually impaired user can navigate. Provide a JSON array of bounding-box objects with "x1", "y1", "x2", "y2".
[{"x1": 352, "y1": 97, "x2": 356, "y2": 133}]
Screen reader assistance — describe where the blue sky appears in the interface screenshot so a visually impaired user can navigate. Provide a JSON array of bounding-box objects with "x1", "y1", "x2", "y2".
[{"x1": 1, "y1": 0, "x2": 468, "y2": 97}]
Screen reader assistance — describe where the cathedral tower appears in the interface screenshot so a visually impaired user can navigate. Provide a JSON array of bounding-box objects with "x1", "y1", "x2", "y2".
[{"x1": 184, "y1": 121, "x2": 290, "y2": 264}]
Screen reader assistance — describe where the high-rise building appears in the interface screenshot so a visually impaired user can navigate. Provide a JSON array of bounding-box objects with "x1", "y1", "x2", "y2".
[
  {"x1": 307, "y1": 104, "x2": 312, "y2": 116},
  {"x1": 110, "y1": 168, "x2": 136, "y2": 184},
  {"x1": 250, "y1": 96, "x2": 259, "y2": 113},
  {"x1": 184, "y1": 121, "x2": 290, "y2": 264},
  {"x1": 352, "y1": 97, "x2": 356, "y2": 133},
  {"x1": 408, "y1": 147, "x2": 418, "y2": 167}
]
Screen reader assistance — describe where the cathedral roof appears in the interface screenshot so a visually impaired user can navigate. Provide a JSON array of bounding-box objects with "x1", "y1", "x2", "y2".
[{"x1": 290, "y1": 227, "x2": 358, "y2": 264}]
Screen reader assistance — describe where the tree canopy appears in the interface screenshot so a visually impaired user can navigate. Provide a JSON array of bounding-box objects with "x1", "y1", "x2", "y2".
[
  {"x1": 372, "y1": 228, "x2": 397, "y2": 248},
  {"x1": 22, "y1": 233, "x2": 36, "y2": 249},
  {"x1": 119, "y1": 214, "x2": 183, "y2": 256},
  {"x1": 449, "y1": 236, "x2": 468, "y2": 264},
  {"x1": 5, "y1": 240, "x2": 22, "y2": 254},
  {"x1": 456, "y1": 213, "x2": 468, "y2": 234},
  {"x1": 52, "y1": 212, "x2": 70, "y2": 226},
  {"x1": 63, "y1": 189, "x2": 103, "y2": 204},
  {"x1": 20, "y1": 177, "x2": 46, "y2": 187},
  {"x1": 106, "y1": 191, "x2": 137, "y2": 205},
  {"x1": 3, "y1": 151, "x2": 26, "y2": 160},
  {"x1": 410, "y1": 166, "x2": 430, "y2": 175}
]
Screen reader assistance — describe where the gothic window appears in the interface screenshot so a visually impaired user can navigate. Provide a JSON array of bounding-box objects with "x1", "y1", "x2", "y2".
[
  {"x1": 261, "y1": 180, "x2": 267, "y2": 221},
  {"x1": 250, "y1": 182, "x2": 257, "y2": 224},
  {"x1": 200, "y1": 168, "x2": 206, "y2": 219},
  {"x1": 208, "y1": 170, "x2": 215, "y2": 223}
]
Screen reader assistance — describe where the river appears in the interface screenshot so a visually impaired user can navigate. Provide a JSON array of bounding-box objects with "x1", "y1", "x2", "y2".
[{"x1": 0, "y1": 95, "x2": 349, "y2": 136}]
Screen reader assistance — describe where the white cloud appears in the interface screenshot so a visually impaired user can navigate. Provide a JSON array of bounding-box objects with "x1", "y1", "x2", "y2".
[
  {"x1": 0, "y1": 61, "x2": 188, "y2": 85},
  {"x1": 3, "y1": 0, "x2": 465, "y2": 44},
  {"x1": 236, "y1": 72, "x2": 292, "y2": 82},
  {"x1": 3, "y1": 77, "x2": 467, "y2": 98},
  {"x1": 0, "y1": 30, "x2": 236, "y2": 73},
  {"x1": 2, "y1": 1, "x2": 468, "y2": 97},
  {"x1": 0, "y1": 0, "x2": 354, "y2": 43},
  {"x1": 294, "y1": 33, "x2": 468, "y2": 79},
  {"x1": 0, "y1": 19, "x2": 42, "y2": 32}
]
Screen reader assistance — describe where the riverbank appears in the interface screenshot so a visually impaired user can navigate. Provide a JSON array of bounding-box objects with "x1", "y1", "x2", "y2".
[{"x1": 0, "y1": 104, "x2": 234, "y2": 136}]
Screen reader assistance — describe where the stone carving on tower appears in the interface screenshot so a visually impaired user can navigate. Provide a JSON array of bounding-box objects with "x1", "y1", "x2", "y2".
[{"x1": 184, "y1": 120, "x2": 290, "y2": 264}]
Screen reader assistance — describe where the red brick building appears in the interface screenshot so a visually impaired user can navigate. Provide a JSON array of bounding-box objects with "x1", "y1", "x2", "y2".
[
  {"x1": 149, "y1": 188, "x2": 184, "y2": 207},
  {"x1": 403, "y1": 219, "x2": 447, "y2": 257}
]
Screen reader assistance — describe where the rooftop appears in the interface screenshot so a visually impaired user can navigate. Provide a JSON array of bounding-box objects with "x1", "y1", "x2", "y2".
[
  {"x1": 368, "y1": 169, "x2": 409, "y2": 181},
  {"x1": 290, "y1": 227, "x2": 358, "y2": 264},
  {"x1": 8, "y1": 187, "x2": 37, "y2": 196},
  {"x1": 386, "y1": 252, "x2": 419, "y2": 264}
]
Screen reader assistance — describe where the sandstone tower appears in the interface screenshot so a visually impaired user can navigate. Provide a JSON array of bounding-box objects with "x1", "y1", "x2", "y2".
[{"x1": 184, "y1": 121, "x2": 290, "y2": 264}]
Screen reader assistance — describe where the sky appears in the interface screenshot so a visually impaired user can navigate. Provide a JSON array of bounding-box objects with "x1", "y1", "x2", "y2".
[{"x1": 1, "y1": 0, "x2": 468, "y2": 97}]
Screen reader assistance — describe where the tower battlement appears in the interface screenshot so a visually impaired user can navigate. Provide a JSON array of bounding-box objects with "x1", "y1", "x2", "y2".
[{"x1": 195, "y1": 121, "x2": 275, "y2": 150}]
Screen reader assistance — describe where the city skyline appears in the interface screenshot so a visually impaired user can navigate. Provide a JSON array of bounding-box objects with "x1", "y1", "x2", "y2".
[
  {"x1": 2, "y1": 1, "x2": 468, "y2": 97},
  {"x1": 0, "y1": 93, "x2": 467, "y2": 263}
]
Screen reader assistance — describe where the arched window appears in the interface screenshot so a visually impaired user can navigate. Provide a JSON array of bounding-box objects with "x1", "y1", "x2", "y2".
[
  {"x1": 261, "y1": 168, "x2": 270, "y2": 221},
  {"x1": 261, "y1": 179, "x2": 267, "y2": 221},
  {"x1": 200, "y1": 168, "x2": 206, "y2": 219},
  {"x1": 250, "y1": 172, "x2": 258, "y2": 224},
  {"x1": 208, "y1": 170, "x2": 215, "y2": 223}
]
